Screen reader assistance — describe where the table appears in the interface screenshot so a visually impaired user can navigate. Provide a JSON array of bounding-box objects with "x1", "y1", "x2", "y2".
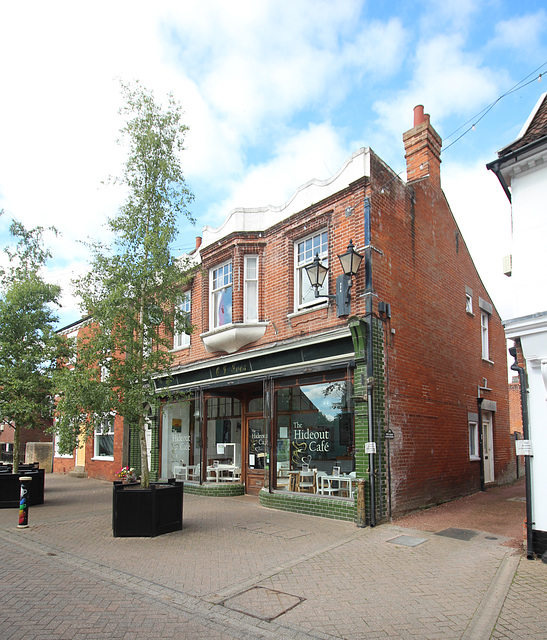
[
  {"x1": 174, "y1": 465, "x2": 200, "y2": 482},
  {"x1": 206, "y1": 464, "x2": 240, "y2": 482},
  {"x1": 317, "y1": 474, "x2": 353, "y2": 498}
]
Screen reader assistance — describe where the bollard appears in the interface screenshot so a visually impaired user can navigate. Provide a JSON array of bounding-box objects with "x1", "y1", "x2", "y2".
[
  {"x1": 17, "y1": 476, "x2": 32, "y2": 529},
  {"x1": 356, "y1": 478, "x2": 366, "y2": 528}
]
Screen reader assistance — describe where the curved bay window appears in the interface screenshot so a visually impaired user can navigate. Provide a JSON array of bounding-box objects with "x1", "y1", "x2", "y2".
[{"x1": 275, "y1": 377, "x2": 354, "y2": 493}]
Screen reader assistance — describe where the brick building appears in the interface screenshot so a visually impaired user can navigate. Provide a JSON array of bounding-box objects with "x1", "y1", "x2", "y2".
[{"x1": 57, "y1": 106, "x2": 514, "y2": 522}]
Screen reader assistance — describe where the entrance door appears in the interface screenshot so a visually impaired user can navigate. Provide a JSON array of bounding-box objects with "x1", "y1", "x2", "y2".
[
  {"x1": 245, "y1": 417, "x2": 266, "y2": 495},
  {"x1": 482, "y1": 412, "x2": 494, "y2": 484}
]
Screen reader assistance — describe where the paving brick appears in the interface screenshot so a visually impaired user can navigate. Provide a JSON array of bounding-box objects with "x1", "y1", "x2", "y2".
[{"x1": 0, "y1": 474, "x2": 544, "y2": 639}]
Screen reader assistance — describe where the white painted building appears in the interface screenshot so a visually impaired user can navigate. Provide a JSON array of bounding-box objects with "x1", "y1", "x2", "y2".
[{"x1": 488, "y1": 92, "x2": 547, "y2": 557}]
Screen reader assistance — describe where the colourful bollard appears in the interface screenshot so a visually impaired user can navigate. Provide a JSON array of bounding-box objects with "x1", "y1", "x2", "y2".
[{"x1": 17, "y1": 476, "x2": 32, "y2": 529}]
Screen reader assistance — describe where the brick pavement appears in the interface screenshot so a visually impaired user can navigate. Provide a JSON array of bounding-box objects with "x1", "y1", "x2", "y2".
[{"x1": 0, "y1": 474, "x2": 545, "y2": 639}]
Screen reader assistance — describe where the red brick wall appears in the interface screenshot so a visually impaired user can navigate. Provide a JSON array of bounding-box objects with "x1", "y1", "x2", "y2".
[{"x1": 369, "y1": 149, "x2": 512, "y2": 513}]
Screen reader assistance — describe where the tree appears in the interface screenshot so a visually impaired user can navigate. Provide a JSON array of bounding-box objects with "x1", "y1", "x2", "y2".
[
  {"x1": 54, "y1": 81, "x2": 195, "y2": 487},
  {"x1": 0, "y1": 216, "x2": 68, "y2": 472}
]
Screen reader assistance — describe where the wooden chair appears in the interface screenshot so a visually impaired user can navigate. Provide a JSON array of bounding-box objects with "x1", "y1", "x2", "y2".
[{"x1": 289, "y1": 471, "x2": 299, "y2": 492}]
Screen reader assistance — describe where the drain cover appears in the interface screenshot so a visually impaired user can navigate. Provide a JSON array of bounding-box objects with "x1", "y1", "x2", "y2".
[
  {"x1": 222, "y1": 586, "x2": 304, "y2": 621},
  {"x1": 388, "y1": 535, "x2": 428, "y2": 547},
  {"x1": 435, "y1": 527, "x2": 478, "y2": 541}
]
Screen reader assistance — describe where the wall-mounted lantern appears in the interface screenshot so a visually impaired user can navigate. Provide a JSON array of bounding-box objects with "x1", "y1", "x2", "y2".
[{"x1": 305, "y1": 240, "x2": 363, "y2": 317}]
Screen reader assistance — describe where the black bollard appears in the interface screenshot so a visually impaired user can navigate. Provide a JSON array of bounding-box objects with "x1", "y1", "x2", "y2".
[{"x1": 17, "y1": 476, "x2": 32, "y2": 529}]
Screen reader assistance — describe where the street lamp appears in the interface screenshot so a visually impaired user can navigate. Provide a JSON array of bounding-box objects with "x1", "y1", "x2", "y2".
[{"x1": 305, "y1": 239, "x2": 363, "y2": 317}]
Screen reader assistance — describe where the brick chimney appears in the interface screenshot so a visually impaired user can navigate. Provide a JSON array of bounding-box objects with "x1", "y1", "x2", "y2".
[{"x1": 402, "y1": 105, "x2": 442, "y2": 184}]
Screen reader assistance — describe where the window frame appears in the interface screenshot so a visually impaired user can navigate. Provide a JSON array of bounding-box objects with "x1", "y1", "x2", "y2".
[
  {"x1": 173, "y1": 291, "x2": 191, "y2": 350},
  {"x1": 294, "y1": 229, "x2": 329, "y2": 311},
  {"x1": 244, "y1": 255, "x2": 259, "y2": 323},
  {"x1": 93, "y1": 414, "x2": 115, "y2": 460},
  {"x1": 210, "y1": 260, "x2": 233, "y2": 329},
  {"x1": 469, "y1": 421, "x2": 480, "y2": 460},
  {"x1": 481, "y1": 311, "x2": 489, "y2": 361}
]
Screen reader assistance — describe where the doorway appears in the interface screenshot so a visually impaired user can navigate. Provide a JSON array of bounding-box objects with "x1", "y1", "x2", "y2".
[
  {"x1": 482, "y1": 411, "x2": 494, "y2": 484},
  {"x1": 245, "y1": 416, "x2": 266, "y2": 495}
]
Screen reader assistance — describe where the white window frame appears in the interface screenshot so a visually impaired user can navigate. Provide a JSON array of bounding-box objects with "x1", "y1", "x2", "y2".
[
  {"x1": 294, "y1": 229, "x2": 328, "y2": 310},
  {"x1": 244, "y1": 255, "x2": 259, "y2": 323},
  {"x1": 173, "y1": 292, "x2": 191, "y2": 350},
  {"x1": 210, "y1": 261, "x2": 233, "y2": 329},
  {"x1": 469, "y1": 421, "x2": 480, "y2": 460},
  {"x1": 93, "y1": 415, "x2": 115, "y2": 460},
  {"x1": 466, "y1": 293, "x2": 473, "y2": 315},
  {"x1": 481, "y1": 311, "x2": 489, "y2": 361},
  {"x1": 53, "y1": 418, "x2": 73, "y2": 458}
]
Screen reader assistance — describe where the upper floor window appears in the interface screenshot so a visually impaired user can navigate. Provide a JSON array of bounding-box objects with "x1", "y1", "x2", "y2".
[
  {"x1": 481, "y1": 311, "x2": 489, "y2": 360},
  {"x1": 211, "y1": 261, "x2": 232, "y2": 328},
  {"x1": 295, "y1": 230, "x2": 328, "y2": 309},
  {"x1": 244, "y1": 256, "x2": 259, "y2": 322},
  {"x1": 173, "y1": 292, "x2": 191, "y2": 349}
]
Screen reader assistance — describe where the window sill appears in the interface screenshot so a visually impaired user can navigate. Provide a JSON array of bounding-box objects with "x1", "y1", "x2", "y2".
[
  {"x1": 91, "y1": 456, "x2": 114, "y2": 462},
  {"x1": 287, "y1": 301, "x2": 328, "y2": 319},
  {"x1": 171, "y1": 344, "x2": 190, "y2": 353},
  {"x1": 201, "y1": 322, "x2": 268, "y2": 354},
  {"x1": 469, "y1": 456, "x2": 481, "y2": 462},
  {"x1": 482, "y1": 358, "x2": 495, "y2": 365},
  {"x1": 55, "y1": 454, "x2": 74, "y2": 459}
]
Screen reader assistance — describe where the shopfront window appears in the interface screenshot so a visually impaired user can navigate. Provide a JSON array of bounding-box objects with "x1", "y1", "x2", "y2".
[
  {"x1": 205, "y1": 397, "x2": 242, "y2": 482},
  {"x1": 161, "y1": 400, "x2": 201, "y2": 481},
  {"x1": 276, "y1": 379, "x2": 353, "y2": 484}
]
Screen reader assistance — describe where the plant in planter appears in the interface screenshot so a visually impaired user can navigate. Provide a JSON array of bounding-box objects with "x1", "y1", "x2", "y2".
[
  {"x1": 53, "y1": 82, "x2": 194, "y2": 535},
  {"x1": 117, "y1": 467, "x2": 138, "y2": 484}
]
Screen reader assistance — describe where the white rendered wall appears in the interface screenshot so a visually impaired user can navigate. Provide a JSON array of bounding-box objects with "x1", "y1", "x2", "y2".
[
  {"x1": 510, "y1": 164, "x2": 547, "y2": 317},
  {"x1": 520, "y1": 329, "x2": 547, "y2": 533}
]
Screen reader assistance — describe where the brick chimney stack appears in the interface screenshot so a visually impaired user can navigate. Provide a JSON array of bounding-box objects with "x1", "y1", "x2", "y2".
[{"x1": 403, "y1": 105, "x2": 442, "y2": 184}]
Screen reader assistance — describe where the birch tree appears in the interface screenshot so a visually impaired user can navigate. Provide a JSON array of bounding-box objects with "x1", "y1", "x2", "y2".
[{"x1": 54, "y1": 82, "x2": 194, "y2": 487}]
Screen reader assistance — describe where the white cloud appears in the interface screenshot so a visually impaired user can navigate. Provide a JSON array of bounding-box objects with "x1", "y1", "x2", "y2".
[
  {"x1": 442, "y1": 159, "x2": 514, "y2": 319},
  {"x1": 204, "y1": 122, "x2": 353, "y2": 226},
  {"x1": 490, "y1": 10, "x2": 547, "y2": 54}
]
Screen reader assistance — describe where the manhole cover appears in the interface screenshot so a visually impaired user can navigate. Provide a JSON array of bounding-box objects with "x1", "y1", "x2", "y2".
[
  {"x1": 221, "y1": 586, "x2": 304, "y2": 621},
  {"x1": 435, "y1": 528, "x2": 478, "y2": 541},
  {"x1": 387, "y1": 535, "x2": 428, "y2": 547}
]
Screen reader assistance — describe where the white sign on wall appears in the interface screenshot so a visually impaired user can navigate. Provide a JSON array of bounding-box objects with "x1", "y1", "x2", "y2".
[{"x1": 515, "y1": 440, "x2": 533, "y2": 456}]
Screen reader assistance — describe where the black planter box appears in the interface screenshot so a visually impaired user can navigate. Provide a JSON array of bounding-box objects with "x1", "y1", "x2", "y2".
[
  {"x1": 112, "y1": 481, "x2": 183, "y2": 537},
  {"x1": 0, "y1": 469, "x2": 45, "y2": 508}
]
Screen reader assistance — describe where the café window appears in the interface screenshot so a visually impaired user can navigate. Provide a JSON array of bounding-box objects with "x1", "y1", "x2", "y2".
[
  {"x1": 161, "y1": 399, "x2": 201, "y2": 481},
  {"x1": 275, "y1": 378, "x2": 353, "y2": 487},
  {"x1": 210, "y1": 261, "x2": 233, "y2": 328},
  {"x1": 205, "y1": 397, "x2": 241, "y2": 482}
]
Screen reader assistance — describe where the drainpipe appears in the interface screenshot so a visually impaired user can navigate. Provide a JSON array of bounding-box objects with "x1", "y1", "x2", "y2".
[
  {"x1": 509, "y1": 346, "x2": 534, "y2": 559},
  {"x1": 477, "y1": 397, "x2": 485, "y2": 492},
  {"x1": 364, "y1": 196, "x2": 376, "y2": 527}
]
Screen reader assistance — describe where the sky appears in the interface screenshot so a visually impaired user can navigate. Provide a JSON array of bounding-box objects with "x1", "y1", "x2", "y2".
[{"x1": 1, "y1": 0, "x2": 546, "y2": 329}]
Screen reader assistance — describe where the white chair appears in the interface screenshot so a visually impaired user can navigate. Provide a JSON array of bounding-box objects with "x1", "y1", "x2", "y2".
[{"x1": 299, "y1": 469, "x2": 316, "y2": 493}]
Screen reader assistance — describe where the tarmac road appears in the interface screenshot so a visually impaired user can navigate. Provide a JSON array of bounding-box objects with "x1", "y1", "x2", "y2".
[{"x1": 0, "y1": 474, "x2": 545, "y2": 640}]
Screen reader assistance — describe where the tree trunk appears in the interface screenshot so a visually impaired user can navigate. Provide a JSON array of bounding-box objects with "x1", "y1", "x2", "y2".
[
  {"x1": 138, "y1": 413, "x2": 150, "y2": 488},
  {"x1": 13, "y1": 425, "x2": 20, "y2": 474}
]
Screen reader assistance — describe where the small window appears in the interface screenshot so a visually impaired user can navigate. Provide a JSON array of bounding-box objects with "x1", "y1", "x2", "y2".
[
  {"x1": 295, "y1": 230, "x2": 328, "y2": 309},
  {"x1": 94, "y1": 416, "x2": 114, "y2": 459},
  {"x1": 466, "y1": 293, "x2": 473, "y2": 314},
  {"x1": 210, "y1": 262, "x2": 233, "y2": 328},
  {"x1": 173, "y1": 292, "x2": 191, "y2": 349},
  {"x1": 481, "y1": 312, "x2": 489, "y2": 360},
  {"x1": 244, "y1": 256, "x2": 259, "y2": 322},
  {"x1": 469, "y1": 421, "x2": 479, "y2": 460}
]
